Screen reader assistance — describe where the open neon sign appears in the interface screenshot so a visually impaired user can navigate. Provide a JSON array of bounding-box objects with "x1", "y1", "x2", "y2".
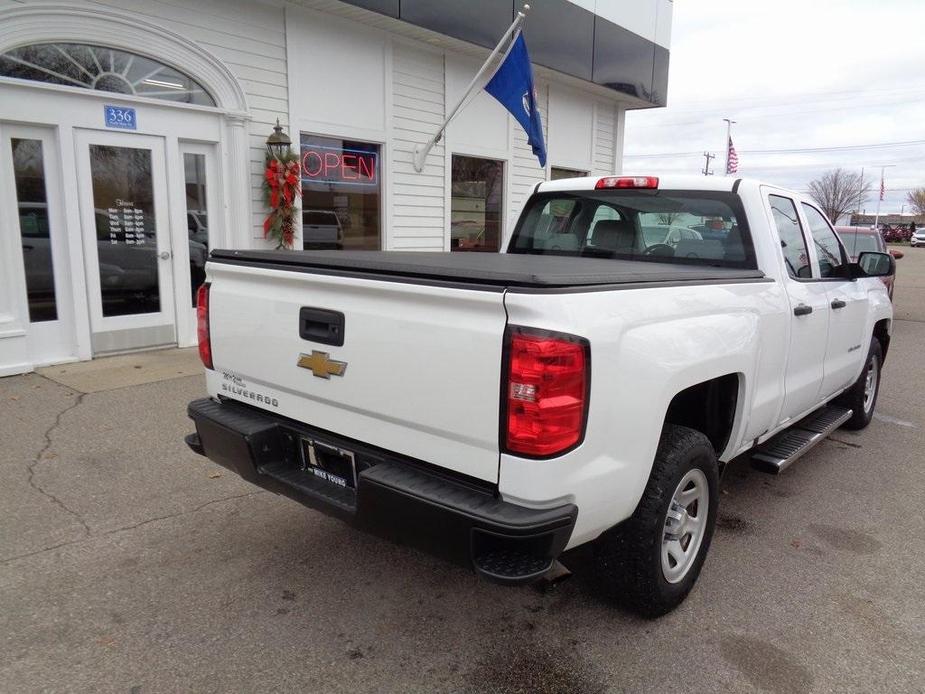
[{"x1": 301, "y1": 144, "x2": 378, "y2": 187}]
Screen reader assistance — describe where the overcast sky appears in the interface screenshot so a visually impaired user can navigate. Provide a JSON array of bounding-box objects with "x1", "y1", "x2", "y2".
[{"x1": 623, "y1": 0, "x2": 925, "y2": 215}]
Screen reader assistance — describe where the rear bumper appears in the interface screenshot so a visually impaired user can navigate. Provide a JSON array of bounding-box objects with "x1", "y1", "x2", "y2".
[{"x1": 186, "y1": 397, "x2": 577, "y2": 584}]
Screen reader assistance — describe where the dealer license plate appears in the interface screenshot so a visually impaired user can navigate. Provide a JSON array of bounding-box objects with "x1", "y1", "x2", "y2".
[{"x1": 300, "y1": 438, "x2": 357, "y2": 489}]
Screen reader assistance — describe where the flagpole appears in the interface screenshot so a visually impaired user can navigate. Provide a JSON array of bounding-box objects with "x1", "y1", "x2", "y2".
[
  {"x1": 723, "y1": 118, "x2": 735, "y2": 175},
  {"x1": 873, "y1": 164, "x2": 896, "y2": 230},
  {"x1": 412, "y1": 6, "x2": 530, "y2": 172}
]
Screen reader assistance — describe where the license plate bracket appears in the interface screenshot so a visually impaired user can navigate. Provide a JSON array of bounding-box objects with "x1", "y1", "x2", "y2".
[{"x1": 300, "y1": 438, "x2": 357, "y2": 489}]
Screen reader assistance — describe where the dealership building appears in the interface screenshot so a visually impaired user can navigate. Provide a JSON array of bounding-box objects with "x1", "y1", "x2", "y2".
[{"x1": 0, "y1": 0, "x2": 672, "y2": 376}]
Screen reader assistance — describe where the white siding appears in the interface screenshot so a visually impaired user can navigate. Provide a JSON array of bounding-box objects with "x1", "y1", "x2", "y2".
[
  {"x1": 593, "y1": 101, "x2": 617, "y2": 175},
  {"x1": 80, "y1": 0, "x2": 288, "y2": 240},
  {"x1": 389, "y1": 42, "x2": 446, "y2": 251}
]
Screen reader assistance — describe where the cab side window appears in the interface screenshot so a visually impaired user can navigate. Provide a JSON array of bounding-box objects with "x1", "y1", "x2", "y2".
[
  {"x1": 768, "y1": 195, "x2": 811, "y2": 279},
  {"x1": 801, "y1": 204, "x2": 845, "y2": 278}
]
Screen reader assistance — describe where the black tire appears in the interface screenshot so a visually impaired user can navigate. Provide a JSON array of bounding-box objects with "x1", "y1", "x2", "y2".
[
  {"x1": 836, "y1": 337, "x2": 882, "y2": 430},
  {"x1": 593, "y1": 425, "x2": 719, "y2": 617}
]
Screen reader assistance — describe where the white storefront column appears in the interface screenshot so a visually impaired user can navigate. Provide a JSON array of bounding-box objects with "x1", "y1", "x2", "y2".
[{"x1": 223, "y1": 114, "x2": 254, "y2": 250}]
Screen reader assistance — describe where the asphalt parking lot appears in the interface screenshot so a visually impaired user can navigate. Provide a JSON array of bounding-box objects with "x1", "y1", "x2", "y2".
[{"x1": 2, "y1": 248, "x2": 924, "y2": 693}]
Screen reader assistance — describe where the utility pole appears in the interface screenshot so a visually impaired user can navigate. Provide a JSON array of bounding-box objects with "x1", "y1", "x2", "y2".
[
  {"x1": 872, "y1": 164, "x2": 896, "y2": 230},
  {"x1": 723, "y1": 118, "x2": 736, "y2": 174},
  {"x1": 854, "y1": 166, "x2": 865, "y2": 226},
  {"x1": 701, "y1": 152, "x2": 715, "y2": 176}
]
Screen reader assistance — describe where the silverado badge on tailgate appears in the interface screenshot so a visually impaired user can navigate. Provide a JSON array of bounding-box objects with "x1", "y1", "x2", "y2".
[{"x1": 298, "y1": 350, "x2": 347, "y2": 379}]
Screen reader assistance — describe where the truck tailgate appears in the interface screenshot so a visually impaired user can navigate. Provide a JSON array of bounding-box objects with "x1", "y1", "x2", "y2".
[{"x1": 206, "y1": 261, "x2": 507, "y2": 483}]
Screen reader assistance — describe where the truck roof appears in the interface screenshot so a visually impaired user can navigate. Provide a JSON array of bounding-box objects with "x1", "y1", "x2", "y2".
[{"x1": 537, "y1": 174, "x2": 767, "y2": 194}]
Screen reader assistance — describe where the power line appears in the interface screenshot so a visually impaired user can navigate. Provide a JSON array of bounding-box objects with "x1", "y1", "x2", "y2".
[
  {"x1": 625, "y1": 139, "x2": 925, "y2": 159},
  {"x1": 659, "y1": 83, "x2": 925, "y2": 111},
  {"x1": 627, "y1": 92, "x2": 925, "y2": 128}
]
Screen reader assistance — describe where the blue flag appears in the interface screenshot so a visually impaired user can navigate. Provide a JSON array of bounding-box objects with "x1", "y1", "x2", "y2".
[{"x1": 485, "y1": 32, "x2": 547, "y2": 168}]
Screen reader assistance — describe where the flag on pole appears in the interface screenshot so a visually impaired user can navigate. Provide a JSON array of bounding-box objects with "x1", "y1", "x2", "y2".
[
  {"x1": 484, "y1": 32, "x2": 547, "y2": 167},
  {"x1": 879, "y1": 175, "x2": 885, "y2": 201},
  {"x1": 726, "y1": 137, "x2": 739, "y2": 174}
]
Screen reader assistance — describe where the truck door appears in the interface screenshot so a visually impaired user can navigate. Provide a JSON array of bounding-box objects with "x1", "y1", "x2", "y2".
[
  {"x1": 800, "y1": 202, "x2": 869, "y2": 398},
  {"x1": 765, "y1": 193, "x2": 830, "y2": 424}
]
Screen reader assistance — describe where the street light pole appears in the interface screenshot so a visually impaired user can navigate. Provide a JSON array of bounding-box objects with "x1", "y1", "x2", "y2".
[{"x1": 723, "y1": 118, "x2": 735, "y2": 174}]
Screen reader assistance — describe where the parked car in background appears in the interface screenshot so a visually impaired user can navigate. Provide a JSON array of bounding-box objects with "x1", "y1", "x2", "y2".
[
  {"x1": 302, "y1": 209, "x2": 343, "y2": 250},
  {"x1": 835, "y1": 226, "x2": 901, "y2": 299},
  {"x1": 882, "y1": 225, "x2": 913, "y2": 243},
  {"x1": 910, "y1": 227, "x2": 925, "y2": 247}
]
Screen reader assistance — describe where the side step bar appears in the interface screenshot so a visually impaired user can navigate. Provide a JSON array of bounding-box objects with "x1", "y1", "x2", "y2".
[{"x1": 752, "y1": 405, "x2": 853, "y2": 474}]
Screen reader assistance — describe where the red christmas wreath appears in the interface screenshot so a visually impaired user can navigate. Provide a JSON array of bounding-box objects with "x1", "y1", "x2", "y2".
[{"x1": 263, "y1": 152, "x2": 302, "y2": 249}]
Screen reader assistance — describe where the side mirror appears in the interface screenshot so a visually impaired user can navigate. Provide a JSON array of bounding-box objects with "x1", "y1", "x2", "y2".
[{"x1": 857, "y1": 251, "x2": 895, "y2": 277}]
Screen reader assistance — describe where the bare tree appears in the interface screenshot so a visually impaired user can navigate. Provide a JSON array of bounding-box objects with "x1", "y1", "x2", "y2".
[
  {"x1": 906, "y1": 188, "x2": 925, "y2": 216},
  {"x1": 807, "y1": 168, "x2": 872, "y2": 223},
  {"x1": 657, "y1": 212, "x2": 682, "y2": 225}
]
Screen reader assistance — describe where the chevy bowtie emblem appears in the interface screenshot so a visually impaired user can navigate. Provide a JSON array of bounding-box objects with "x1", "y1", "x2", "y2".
[{"x1": 297, "y1": 351, "x2": 347, "y2": 379}]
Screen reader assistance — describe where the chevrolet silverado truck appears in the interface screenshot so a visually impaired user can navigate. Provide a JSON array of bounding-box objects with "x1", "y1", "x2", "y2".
[{"x1": 185, "y1": 175, "x2": 894, "y2": 616}]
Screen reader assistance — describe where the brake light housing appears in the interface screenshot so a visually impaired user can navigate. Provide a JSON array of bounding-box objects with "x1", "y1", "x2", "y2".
[
  {"x1": 196, "y1": 282, "x2": 213, "y2": 369},
  {"x1": 595, "y1": 176, "x2": 659, "y2": 190},
  {"x1": 503, "y1": 327, "x2": 590, "y2": 458}
]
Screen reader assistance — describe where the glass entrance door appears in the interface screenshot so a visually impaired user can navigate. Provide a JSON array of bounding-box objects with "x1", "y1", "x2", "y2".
[
  {"x1": 75, "y1": 130, "x2": 175, "y2": 354},
  {"x1": 2, "y1": 124, "x2": 76, "y2": 365}
]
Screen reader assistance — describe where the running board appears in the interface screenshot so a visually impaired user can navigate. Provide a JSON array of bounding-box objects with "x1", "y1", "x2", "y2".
[{"x1": 751, "y1": 405, "x2": 853, "y2": 474}]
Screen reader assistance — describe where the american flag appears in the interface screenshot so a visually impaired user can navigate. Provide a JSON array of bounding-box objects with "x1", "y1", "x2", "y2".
[
  {"x1": 726, "y1": 137, "x2": 739, "y2": 174},
  {"x1": 879, "y1": 176, "x2": 885, "y2": 201}
]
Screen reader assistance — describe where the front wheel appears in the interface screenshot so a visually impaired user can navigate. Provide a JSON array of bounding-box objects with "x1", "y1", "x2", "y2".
[
  {"x1": 836, "y1": 337, "x2": 882, "y2": 430},
  {"x1": 593, "y1": 425, "x2": 719, "y2": 617}
]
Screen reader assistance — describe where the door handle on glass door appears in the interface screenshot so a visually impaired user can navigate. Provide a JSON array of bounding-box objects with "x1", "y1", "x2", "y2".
[
  {"x1": 793, "y1": 304, "x2": 813, "y2": 316},
  {"x1": 158, "y1": 251, "x2": 171, "y2": 260},
  {"x1": 830, "y1": 299, "x2": 847, "y2": 309}
]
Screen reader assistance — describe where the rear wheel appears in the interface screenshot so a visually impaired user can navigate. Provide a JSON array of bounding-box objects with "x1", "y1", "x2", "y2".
[
  {"x1": 837, "y1": 337, "x2": 882, "y2": 430},
  {"x1": 593, "y1": 425, "x2": 719, "y2": 617}
]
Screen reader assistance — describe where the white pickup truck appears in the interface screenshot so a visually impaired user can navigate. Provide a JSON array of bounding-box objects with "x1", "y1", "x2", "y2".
[{"x1": 186, "y1": 175, "x2": 894, "y2": 616}]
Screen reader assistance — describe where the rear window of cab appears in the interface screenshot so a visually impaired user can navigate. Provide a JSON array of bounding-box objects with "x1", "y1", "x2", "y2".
[{"x1": 508, "y1": 190, "x2": 757, "y2": 269}]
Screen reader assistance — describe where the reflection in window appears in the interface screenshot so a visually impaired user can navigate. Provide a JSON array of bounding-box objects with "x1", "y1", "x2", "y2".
[
  {"x1": 801, "y1": 204, "x2": 845, "y2": 278},
  {"x1": 88, "y1": 145, "x2": 160, "y2": 316},
  {"x1": 550, "y1": 166, "x2": 588, "y2": 181},
  {"x1": 769, "y1": 195, "x2": 811, "y2": 279},
  {"x1": 451, "y1": 155, "x2": 503, "y2": 252},
  {"x1": 11, "y1": 138, "x2": 57, "y2": 322},
  {"x1": 300, "y1": 134, "x2": 380, "y2": 250},
  {"x1": 0, "y1": 43, "x2": 216, "y2": 106},
  {"x1": 184, "y1": 153, "x2": 208, "y2": 306}
]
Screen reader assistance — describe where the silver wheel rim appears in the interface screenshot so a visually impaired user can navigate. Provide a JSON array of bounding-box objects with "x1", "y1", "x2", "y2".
[
  {"x1": 661, "y1": 468, "x2": 709, "y2": 584},
  {"x1": 863, "y1": 353, "x2": 879, "y2": 414}
]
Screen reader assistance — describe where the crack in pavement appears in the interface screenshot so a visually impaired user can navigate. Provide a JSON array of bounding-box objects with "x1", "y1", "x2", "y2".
[
  {"x1": 0, "y1": 490, "x2": 266, "y2": 566},
  {"x1": 26, "y1": 391, "x2": 91, "y2": 537}
]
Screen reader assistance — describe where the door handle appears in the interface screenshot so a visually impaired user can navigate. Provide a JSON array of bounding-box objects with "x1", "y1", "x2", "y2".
[
  {"x1": 793, "y1": 304, "x2": 813, "y2": 316},
  {"x1": 830, "y1": 299, "x2": 847, "y2": 309}
]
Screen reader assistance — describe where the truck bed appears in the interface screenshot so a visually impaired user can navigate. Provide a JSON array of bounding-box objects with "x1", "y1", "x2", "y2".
[{"x1": 209, "y1": 249, "x2": 765, "y2": 290}]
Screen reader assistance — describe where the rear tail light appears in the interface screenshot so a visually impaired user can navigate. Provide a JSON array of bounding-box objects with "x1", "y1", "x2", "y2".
[
  {"x1": 196, "y1": 283, "x2": 213, "y2": 370},
  {"x1": 595, "y1": 176, "x2": 659, "y2": 189},
  {"x1": 503, "y1": 328, "x2": 590, "y2": 457}
]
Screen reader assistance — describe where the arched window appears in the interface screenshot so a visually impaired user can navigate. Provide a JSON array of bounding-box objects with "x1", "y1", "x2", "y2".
[{"x1": 0, "y1": 43, "x2": 216, "y2": 106}]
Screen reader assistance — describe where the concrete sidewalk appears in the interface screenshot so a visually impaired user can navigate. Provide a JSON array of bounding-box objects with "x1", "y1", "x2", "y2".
[
  {"x1": 37, "y1": 347, "x2": 202, "y2": 394},
  {"x1": 2, "y1": 258, "x2": 925, "y2": 692}
]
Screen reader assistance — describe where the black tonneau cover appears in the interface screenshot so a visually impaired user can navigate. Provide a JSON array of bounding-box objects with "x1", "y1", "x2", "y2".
[{"x1": 209, "y1": 249, "x2": 765, "y2": 289}]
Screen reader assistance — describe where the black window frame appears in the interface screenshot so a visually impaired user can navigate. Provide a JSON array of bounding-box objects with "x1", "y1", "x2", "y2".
[
  {"x1": 800, "y1": 202, "x2": 849, "y2": 281},
  {"x1": 768, "y1": 193, "x2": 814, "y2": 281}
]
